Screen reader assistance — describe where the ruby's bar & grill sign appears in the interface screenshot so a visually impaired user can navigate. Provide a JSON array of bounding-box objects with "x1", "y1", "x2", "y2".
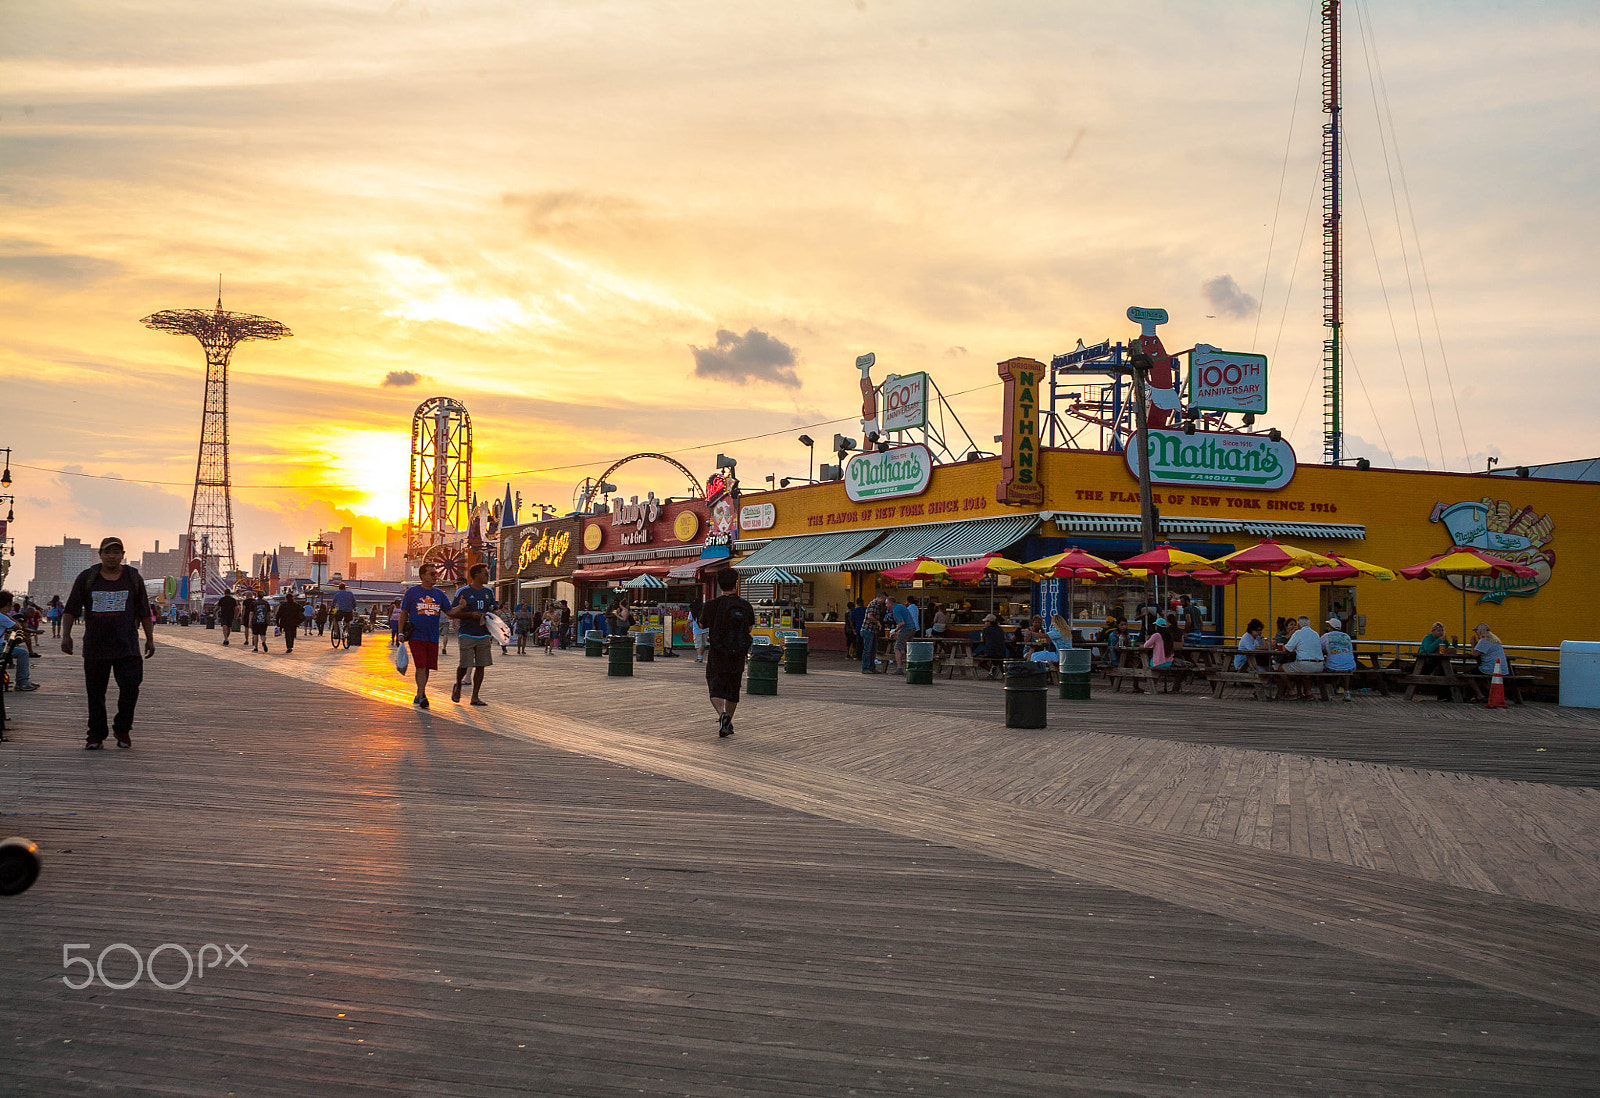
[
  {"x1": 1126, "y1": 428, "x2": 1297, "y2": 490},
  {"x1": 996, "y1": 356, "x2": 1045, "y2": 506}
]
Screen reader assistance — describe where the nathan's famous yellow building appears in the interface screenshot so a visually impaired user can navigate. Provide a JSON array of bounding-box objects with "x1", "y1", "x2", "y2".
[{"x1": 732, "y1": 446, "x2": 1592, "y2": 650}]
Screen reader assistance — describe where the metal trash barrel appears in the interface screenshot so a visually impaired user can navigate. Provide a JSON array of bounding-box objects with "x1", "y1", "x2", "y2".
[
  {"x1": 783, "y1": 637, "x2": 809, "y2": 675},
  {"x1": 608, "y1": 635, "x2": 634, "y2": 677},
  {"x1": 585, "y1": 630, "x2": 605, "y2": 657},
  {"x1": 348, "y1": 618, "x2": 364, "y2": 647},
  {"x1": 1059, "y1": 648, "x2": 1092, "y2": 700},
  {"x1": 906, "y1": 640, "x2": 935, "y2": 686},
  {"x1": 635, "y1": 631, "x2": 656, "y2": 662},
  {"x1": 1004, "y1": 660, "x2": 1050, "y2": 728},
  {"x1": 747, "y1": 642, "x2": 782, "y2": 696},
  {"x1": 205, "y1": 613, "x2": 216, "y2": 630}
]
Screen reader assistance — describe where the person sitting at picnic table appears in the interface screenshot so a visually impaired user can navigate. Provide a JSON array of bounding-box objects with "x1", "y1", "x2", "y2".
[
  {"x1": 1320, "y1": 616, "x2": 1358, "y2": 700},
  {"x1": 977, "y1": 614, "x2": 1008, "y2": 678},
  {"x1": 1419, "y1": 621, "x2": 1449, "y2": 657},
  {"x1": 930, "y1": 604, "x2": 949, "y2": 635},
  {"x1": 1281, "y1": 614, "x2": 1326, "y2": 698},
  {"x1": 1472, "y1": 623, "x2": 1508, "y2": 676},
  {"x1": 1141, "y1": 617, "x2": 1176, "y2": 668},
  {"x1": 1233, "y1": 618, "x2": 1266, "y2": 670},
  {"x1": 1273, "y1": 616, "x2": 1292, "y2": 648}
]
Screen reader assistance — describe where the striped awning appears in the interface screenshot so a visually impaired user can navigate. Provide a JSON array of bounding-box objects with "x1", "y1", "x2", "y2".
[
  {"x1": 731, "y1": 529, "x2": 885, "y2": 575},
  {"x1": 1047, "y1": 512, "x2": 1365, "y2": 540},
  {"x1": 842, "y1": 514, "x2": 1042, "y2": 571},
  {"x1": 621, "y1": 574, "x2": 668, "y2": 589},
  {"x1": 745, "y1": 567, "x2": 805, "y2": 585}
]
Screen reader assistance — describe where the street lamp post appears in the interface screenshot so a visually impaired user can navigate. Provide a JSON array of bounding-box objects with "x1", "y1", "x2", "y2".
[{"x1": 797, "y1": 435, "x2": 815, "y2": 483}]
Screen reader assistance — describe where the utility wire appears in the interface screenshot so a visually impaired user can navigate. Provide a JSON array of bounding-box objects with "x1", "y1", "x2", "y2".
[
  {"x1": 1341, "y1": 332, "x2": 1395, "y2": 463},
  {"x1": 1252, "y1": 1, "x2": 1320, "y2": 353},
  {"x1": 16, "y1": 381, "x2": 1009, "y2": 492},
  {"x1": 1357, "y1": 0, "x2": 1470, "y2": 468},
  {"x1": 1353, "y1": 0, "x2": 1446, "y2": 468},
  {"x1": 1344, "y1": 127, "x2": 1435, "y2": 469}
]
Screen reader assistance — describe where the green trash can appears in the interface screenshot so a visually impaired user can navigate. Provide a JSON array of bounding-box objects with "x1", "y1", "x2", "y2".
[
  {"x1": 1059, "y1": 648, "x2": 1092, "y2": 700},
  {"x1": 1004, "y1": 660, "x2": 1049, "y2": 728},
  {"x1": 783, "y1": 637, "x2": 808, "y2": 674},
  {"x1": 635, "y1": 631, "x2": 655, "y2": 662},
  {"x1": 585, "y1": 629, "x2": 604, "y2": 657},
  {"x1": 905, "y1": 640, "x2": 934, "y2": 686},
  {"x1": 747, "y1": 643, "x2": 782, "y2": 696},
  {"x1": 607, "y1": 636, "x2": 634, "y2": 677}
]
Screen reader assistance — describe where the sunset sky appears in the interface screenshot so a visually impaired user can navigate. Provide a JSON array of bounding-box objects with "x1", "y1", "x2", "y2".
[{"x1": 3, "y1": 0, "x2": 1596, "y2": 583}]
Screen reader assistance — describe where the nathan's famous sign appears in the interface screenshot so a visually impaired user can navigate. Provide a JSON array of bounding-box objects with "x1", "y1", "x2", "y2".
[
  {"x1": 845, "y1": 443, "x2": 932, "y2": 503},
  {"x1": 1126, "y1": 428, "x2": 1296, "y2": 491},
  {"x1": 1431, "y1": 498, "x2": 1555, "y2": 603}
]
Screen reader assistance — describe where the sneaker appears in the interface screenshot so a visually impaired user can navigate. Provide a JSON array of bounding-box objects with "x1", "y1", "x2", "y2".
[
  {"x1": 84, "y1": 739, "x2": 104, "y2": 750},
  {"x1": 419, "y1": 696, "x2": 430, "y2": 709},
  {"x1": 18, "y1": 682, "x2": 38, "y2": 691},
  {"x1": 450, "y1": 681, "x2": 463, "y2": 703},
  {"x1": 115, "y1": 735, "x2": 131, "y2": 749},
  {"x1": 718, "y1": 714, "x2": 734, "y2": 738},
  {"x1": 413, "y1": 695, "x2": 423, "y2": 707}
]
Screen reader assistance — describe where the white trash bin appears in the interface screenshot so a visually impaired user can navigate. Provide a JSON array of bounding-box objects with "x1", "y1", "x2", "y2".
[{"x1": 1559, "y1": 641, "x2": 1600, "y2": 709}]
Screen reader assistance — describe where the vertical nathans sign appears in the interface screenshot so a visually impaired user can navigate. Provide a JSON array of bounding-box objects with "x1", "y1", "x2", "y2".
[{"x1": 997, "y1": 357, "x2": 1045, "y2": 506}]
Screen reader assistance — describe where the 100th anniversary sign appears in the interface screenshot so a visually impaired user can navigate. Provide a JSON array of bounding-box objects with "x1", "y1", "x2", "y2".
[
  {"x1": 845, "y1": 443, "x2": 932, "y2": 503},
  {"x1": 1126, "y1": 429, "x2": 1296, "y2": 490}
]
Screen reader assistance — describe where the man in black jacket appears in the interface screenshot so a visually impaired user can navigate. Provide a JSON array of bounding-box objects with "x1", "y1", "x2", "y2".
[
  {"x1": 60, "y1": 536, "x2": 155, "y2": 749},
  {"x1": 695, "y1": 569, "x2": 754, "y2": 738},
  {"x1": 275, "y1": 592, "x2": 303, "y2": 654},
  {"x1": 216, "y1": 590, "x2": 238, "y2": 646}
]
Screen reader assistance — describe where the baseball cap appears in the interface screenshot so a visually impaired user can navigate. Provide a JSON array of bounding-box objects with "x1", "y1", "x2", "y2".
[
  {"x1": 99, "y1": 536, "x2": 124, "y2": 552},
  {"x1": 1326, "y1": 616, "x2": 1342, "y2": 628}
]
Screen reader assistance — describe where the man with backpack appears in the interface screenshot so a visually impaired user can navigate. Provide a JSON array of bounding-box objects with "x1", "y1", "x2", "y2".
[
  {"x1": 695, "y1": 569, "x2": 754, "y2": 738},
  {"x1": 249, "y1": 596, "x2": 271, "y2": 651}
]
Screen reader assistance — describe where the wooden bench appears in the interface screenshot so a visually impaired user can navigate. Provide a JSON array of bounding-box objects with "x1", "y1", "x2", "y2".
[
  {"x1": 1206, "y1": 670, "x2": 1273, "y2": 701},
  {"x1": 1257, "y1": 670, "x2": 1353, "y2": 701},
  {"x1": 1108, "y1": 650, "x2": 1193, "y2": 694}
]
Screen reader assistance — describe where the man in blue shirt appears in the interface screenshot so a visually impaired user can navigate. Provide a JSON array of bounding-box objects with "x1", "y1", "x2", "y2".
[
  {"x1": 331, "y1": 582, "x2": 358, "y2": 637},
  {"x1": 400, "y1": 562, "x2": 449, "y2": 708},
  {"x1": 448, "y1": 563, "x2": 498, "y2": 706},
  {"x1": 1320, "y1": 616, "x2": 1358, "y2": 700},
  {"x1": 891, "y1": 596, "x2": 919, "y2": 674}
]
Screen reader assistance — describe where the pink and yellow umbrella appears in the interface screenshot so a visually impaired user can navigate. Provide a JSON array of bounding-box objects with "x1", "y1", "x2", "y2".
[
  {"x1": 945, "y1": 553, "x2": 1040, "y2": 583},
  {"x1": 1400, "y1": 547, "x2": 1537, "y2": 638},
  {"x1": 879, "y1": 556, "x2": 951, "y2": 581}
]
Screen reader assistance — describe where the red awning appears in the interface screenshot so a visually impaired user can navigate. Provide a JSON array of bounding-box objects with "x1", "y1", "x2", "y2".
[{"x1": 571, "y1": 563, "x2": 677, "y2": 582}]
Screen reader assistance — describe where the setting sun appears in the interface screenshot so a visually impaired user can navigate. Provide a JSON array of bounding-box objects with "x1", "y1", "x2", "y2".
[{"x1": 319, "y1": 428, "x2": 411, "y2": 525}]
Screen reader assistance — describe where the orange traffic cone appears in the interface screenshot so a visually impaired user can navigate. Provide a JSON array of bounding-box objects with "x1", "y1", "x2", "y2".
[{"x1": 1486, "y1": 657, "x2": 1506, "y2": 709}]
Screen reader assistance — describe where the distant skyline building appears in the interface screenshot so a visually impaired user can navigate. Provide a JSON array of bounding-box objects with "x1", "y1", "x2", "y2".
[{"x1": 26, "y1": 536, "x2": 98, "y2": 605}]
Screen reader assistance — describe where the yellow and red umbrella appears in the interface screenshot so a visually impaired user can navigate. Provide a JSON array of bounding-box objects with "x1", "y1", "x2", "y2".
[
  {"x1": 1287, "y1": 554, "x2": 1396, "y2": 583},
  {"x1": 879, "y1": 556, "x2": 951, "y2": 581},
  {"x1": 1207, "y1": 537, "x2": 1342, "y2": 573},
  {"x1": 945, "y1": 554, "x2": 1040, "y2": 583},
  {"x1": 1022, "y1": 548, "x2": 1126, "y2": 579},
  {"x1": 1401, "y1": 547, "x2": 1537, "y2": 637},
  {"x1": 1118, "y1": 544, "x2": 1215, "y2": 575}
]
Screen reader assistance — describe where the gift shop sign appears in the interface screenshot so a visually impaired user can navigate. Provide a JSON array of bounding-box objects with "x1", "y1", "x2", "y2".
[
  {"x1": 880, "y1": 372, "x2": 929, "y2": 432},
  {"x1": 845, "y1": 443, "x2": 932, "y2": 503},
  {"x1": 1126, "y1": 429, "x2": 1296, "y2": 490},
  {"x1": 1188, "y1": 345, "x2": 1268, "y2": 413}
]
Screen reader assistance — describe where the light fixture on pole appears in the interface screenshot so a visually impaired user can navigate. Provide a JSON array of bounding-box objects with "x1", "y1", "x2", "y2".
[
  {"x1": 1, "y1": 448, "x2": 11, "y2": 486},
  {"x1": 797, "y1": 435, "x2": 815, "y2": 482}
]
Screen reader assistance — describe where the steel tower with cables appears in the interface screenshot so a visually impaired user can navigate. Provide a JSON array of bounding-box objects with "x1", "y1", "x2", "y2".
[
  {"x1": 142, "y1": 286, "x2": 291, "y2": 596},
  {"x1": 1321, "y1": 0, "x2": 1343, "y2": 464}
]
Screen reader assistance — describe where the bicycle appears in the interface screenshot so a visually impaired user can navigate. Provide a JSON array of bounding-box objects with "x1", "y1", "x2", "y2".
[{"x1": 330, "y1": 617, "x2": 347, "y2": 649}]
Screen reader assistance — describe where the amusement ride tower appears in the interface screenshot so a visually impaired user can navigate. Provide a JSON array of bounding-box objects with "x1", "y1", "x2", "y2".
[
  {"x1": 407, "y1": 397, "x2": 473, "y2": 580},
  {"x1": 142, "y1": 285, "x2": 291, "y2": 596}
]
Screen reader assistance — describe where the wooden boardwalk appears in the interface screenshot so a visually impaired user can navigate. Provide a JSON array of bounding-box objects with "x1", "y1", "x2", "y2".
[{"x1": 1, "y1": 627, "x2": 1597, "y2": 1094}]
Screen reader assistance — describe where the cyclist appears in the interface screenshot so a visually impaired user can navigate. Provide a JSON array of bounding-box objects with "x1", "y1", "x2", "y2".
[{"x1": 331, "y1": 582, "x2": 358, "y2": 639}]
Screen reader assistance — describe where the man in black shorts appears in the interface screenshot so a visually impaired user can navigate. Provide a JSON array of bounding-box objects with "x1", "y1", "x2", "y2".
[{"x1": 695, "y1": 568, "x2": 754, "y2": 738}]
